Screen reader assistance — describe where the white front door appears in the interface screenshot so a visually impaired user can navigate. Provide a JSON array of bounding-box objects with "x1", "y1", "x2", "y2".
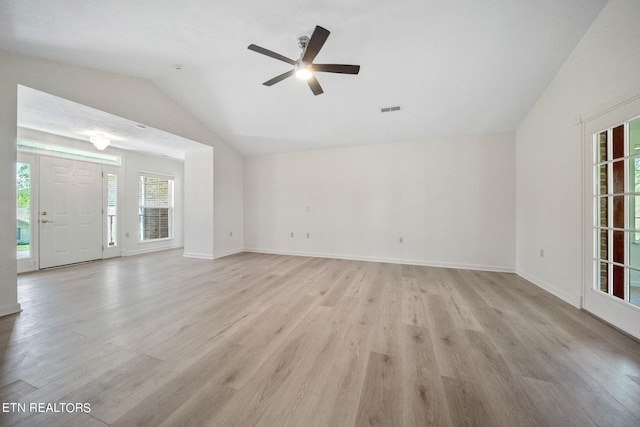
[{"x1": 39, "y1": 156, "x2": 103, "y2": 268}]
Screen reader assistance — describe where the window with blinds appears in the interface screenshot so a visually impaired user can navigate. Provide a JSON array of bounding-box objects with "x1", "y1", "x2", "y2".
[{"x1": 138, "y1": 173, "x2": 174, "y2": 241}]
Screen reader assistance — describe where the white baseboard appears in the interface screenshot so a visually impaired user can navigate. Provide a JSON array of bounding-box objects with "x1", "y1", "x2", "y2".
[
  {"x1": 243, "y1": 247, "x2": 515, "y2": 273},
  {"x1": 0, "y1": 303, "x2": 21, "y2": 318},
  {"x1": 183, "y1": 252, "x2": 214, "y2": 260},
  {"x1": 516, "y1": 268, "x2": 581, "y2": 308},
  {"x1": 125, "y1": 244, "x2": 184, "y2": 257},
  {"x1": 214, "y1": 248, "x2": 244, "y2": 259}
]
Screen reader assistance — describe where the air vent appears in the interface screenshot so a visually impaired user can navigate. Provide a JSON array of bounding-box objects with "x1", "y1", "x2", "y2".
[{"x1": 381, "y1": 106, "x2": 401, "y2": 113}]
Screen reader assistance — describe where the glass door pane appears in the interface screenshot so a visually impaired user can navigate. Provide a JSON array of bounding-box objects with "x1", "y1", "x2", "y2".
[
  {"x1": 16, "y1": 162, "x2": 31, "y2": 259},
  {"x1": 107, "y1": 173, "x2": 117, "y2": 247}
]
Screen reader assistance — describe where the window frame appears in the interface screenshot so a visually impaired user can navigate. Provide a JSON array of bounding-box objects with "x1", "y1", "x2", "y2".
[
  {"x1": 138, "y1": 172, "x2": 174, "y2": 243},
  {"x1": 106, "y1": 172, "x2": 118, "y2": 248}
]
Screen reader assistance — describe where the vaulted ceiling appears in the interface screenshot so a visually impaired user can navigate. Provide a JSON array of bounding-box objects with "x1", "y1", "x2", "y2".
[{"x1": 0, "y1": 0, "x2": 608, "y2": 156}]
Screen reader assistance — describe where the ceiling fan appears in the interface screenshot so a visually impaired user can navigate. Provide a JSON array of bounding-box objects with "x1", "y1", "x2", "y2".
[{"x1": 247, "y1": 25, "x2": 360, "y2": 96}]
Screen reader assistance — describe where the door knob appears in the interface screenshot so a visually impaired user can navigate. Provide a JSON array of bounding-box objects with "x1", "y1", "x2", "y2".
[
  {"x1": 41, "y1": 219, "x2": 54, "y2": 223},
  {"x1": 41, "y1": 211, "x2": 47, "y2": 215}
]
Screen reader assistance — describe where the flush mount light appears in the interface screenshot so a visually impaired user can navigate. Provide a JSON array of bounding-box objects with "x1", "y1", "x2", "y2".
[{"x1": 89, "y1": 133, "x2": 111, "y2": 150}]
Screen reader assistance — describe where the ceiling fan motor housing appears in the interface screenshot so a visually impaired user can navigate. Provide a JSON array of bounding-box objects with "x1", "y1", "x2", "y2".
[{"x1": 297, "y1": 36, "x2": 310, "y2": 51}]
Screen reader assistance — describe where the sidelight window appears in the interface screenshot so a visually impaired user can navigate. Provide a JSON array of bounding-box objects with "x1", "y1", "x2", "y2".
[
  {"x1": 16, "y1": 162, "x2": 31, "y2": 259},
  {"x1": 107, "y1": 173, "x2": 118, "y2": 246}
]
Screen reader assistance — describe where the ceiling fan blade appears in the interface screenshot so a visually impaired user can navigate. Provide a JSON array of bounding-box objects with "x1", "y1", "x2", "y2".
[
  {"x1": 307, "y1": 75, "x2": 324, "y2": 96},
  {"x1": 248, "y1": 44, "x2": 297, "y2": 66},
  {"x1": 263, "y1": 69, "x2": 295, "y2": 86},
  {"x1": 312, "y1": 64, "x2": 360, "y2": 75},
  {"x1": 302, "y1": 26, "x2": 330, "y2": 64}
]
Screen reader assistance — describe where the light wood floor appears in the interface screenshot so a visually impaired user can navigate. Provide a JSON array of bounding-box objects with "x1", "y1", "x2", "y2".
[{"x1": 1, "y1": 250, "x2": 640, "y2": 426}]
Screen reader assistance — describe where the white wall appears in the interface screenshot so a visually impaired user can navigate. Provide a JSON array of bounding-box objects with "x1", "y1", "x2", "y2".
[
  {"x1": 214, "y1": 142, "x2": 244, "y2": 259},
  {"x1": 516, "y1": 0, "x2": 640, "y2": 306},
  {"x1": 0, "y1": 81, "x2": 19, "y2": 317},
  {"x1": 0, "y1": 50, "x2": 244, "y2": 317},
  {"x1": 184, "y1": 146, "x2": 214, "y2": 259},
  {"x1": 123, "y1": 151, "x2": 185, "y2": 256},
  {"x1": 245, "y1": 133, "x2": 516, "y2": 272}
]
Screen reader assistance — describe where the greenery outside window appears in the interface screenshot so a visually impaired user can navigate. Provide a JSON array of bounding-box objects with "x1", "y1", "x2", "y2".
[{"x1": 16, "y1": 162, "x2": 31, "y2": 259}]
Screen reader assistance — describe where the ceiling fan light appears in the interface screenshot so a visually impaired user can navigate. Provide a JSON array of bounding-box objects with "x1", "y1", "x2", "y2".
[
  {"x1": 90, "y1": 134, "x2": 111, "y2": 150},
  {"x1": 295, "y1": 66, "x2": 313, "y2": 80}
]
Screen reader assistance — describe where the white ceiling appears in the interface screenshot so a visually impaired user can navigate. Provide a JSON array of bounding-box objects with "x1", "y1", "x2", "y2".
[
  {"x1": 17, "y1": 86, "x2": 205, "y2": 160},
  {"x1": 0, "y1": 0, "x2": 608, "y2": 157}
]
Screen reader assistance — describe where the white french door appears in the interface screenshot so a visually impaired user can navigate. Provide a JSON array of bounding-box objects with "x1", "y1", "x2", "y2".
[
  {"x1": 583, "y1": 94, "x2": 640, "y2": 339},
  {"x1": 39, "y1": 156, "x2": 103, "y2": 268}
]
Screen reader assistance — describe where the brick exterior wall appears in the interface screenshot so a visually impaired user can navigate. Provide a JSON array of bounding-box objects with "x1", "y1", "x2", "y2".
[{"x1": 598, "y1": 131, "x2": 609, "y2": 292}]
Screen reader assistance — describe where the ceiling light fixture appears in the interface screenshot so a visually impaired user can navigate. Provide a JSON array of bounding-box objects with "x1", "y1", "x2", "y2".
[
  {"x1": 90, "y1": 133, "x2": 111, "y2": 150},
  {"x1": 295, "y1": 64, "x2": 313, "y2": 80}
]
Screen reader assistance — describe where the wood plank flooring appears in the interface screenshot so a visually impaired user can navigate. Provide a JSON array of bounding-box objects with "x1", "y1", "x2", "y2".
[{"x1": 1, "y1": 250, "x2": 640, "y2": 426}]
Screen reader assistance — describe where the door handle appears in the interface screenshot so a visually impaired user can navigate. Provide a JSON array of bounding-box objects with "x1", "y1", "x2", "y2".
[{"x1": 41, "y1": 219, "x2": 54, "y2": 223}]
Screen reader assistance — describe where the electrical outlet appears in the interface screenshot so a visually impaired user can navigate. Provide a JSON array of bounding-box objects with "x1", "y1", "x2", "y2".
[
  {"x1": 306, "y1": 233, "x2": 310, "y2": 238},
  {"x1": 290, "y1": 232, "x2": 294, "y2": 238},
  {"x1": 540, "y1": 249, "x2": 544, "y2": 258},
  {"x1": 399, "y1": 237, "x2": 403, "y2": 243},
  {"x1": 229, "y1": 231, "x2": 233, "y2": 237},
  {"x1": 126, "y1": 232, "x2": 130, "y2": 238}
]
